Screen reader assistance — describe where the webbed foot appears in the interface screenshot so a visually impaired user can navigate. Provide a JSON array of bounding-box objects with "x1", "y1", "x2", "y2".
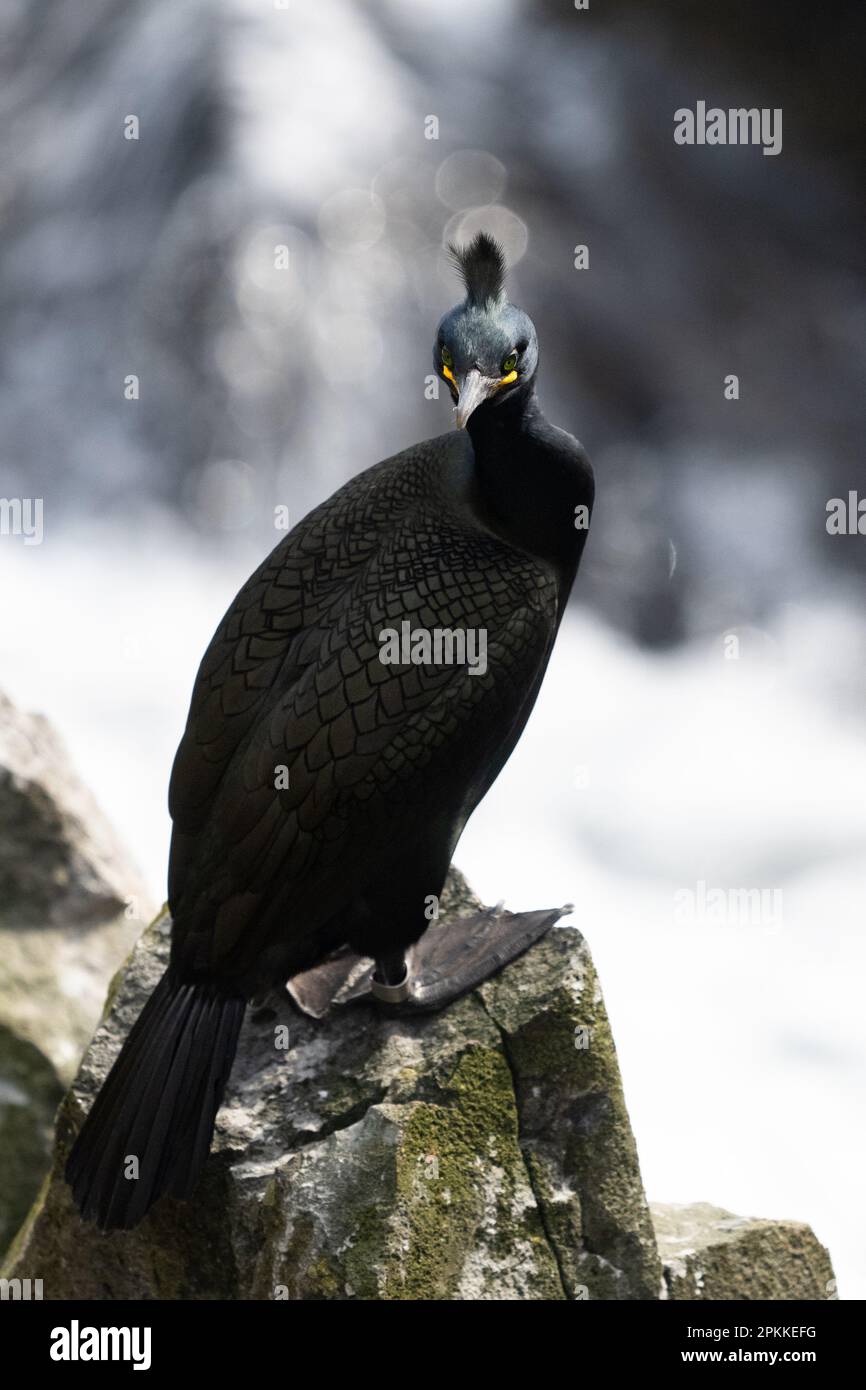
[{"x1": 286, "y1": 899, "x2": 571, "y2": 1020}]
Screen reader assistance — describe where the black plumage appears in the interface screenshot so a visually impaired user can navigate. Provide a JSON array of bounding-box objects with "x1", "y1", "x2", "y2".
[
  {"x1": 449, "y1": 230, "x2": 507, "y2": 305},
  {"x1": 66, "y1": 235, "x2": 594, "y2": 1228}
]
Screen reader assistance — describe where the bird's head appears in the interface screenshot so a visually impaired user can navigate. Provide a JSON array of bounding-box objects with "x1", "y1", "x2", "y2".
[{"x1": 434, "y1": 232, "x2": 538, "y2": 430}]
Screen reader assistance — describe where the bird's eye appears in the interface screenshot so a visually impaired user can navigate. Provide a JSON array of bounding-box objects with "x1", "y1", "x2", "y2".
[
  {"x1": 440, "y1": 346, "x2": 453, "y2": 368},
  {"x1": 501, "y1": 351, "x2": 518, "y2": 374}
]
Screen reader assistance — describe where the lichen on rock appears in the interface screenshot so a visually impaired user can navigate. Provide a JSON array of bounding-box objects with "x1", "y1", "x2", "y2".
[
  {"x1": 0, "y1": 689, "x2": 153, "y2": 1257},
  {"x1": 3, "y1": 873, "x2": 660, "y2": 1300},
  {"x1": 1, "y1": 865, "x2": 837, "y2": 1302},
  {"x1": 653, "y1": 1202, "x2": 837, "y2": 1301}
]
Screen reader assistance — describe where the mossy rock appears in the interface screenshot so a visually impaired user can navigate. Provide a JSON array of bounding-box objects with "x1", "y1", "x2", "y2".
[
  {"x1": 3, "y1": 876, "x2": 659, "y2": 1299},
  {"x1": 3, "y1": 875, "x2": 835, "y2": 1301},
  {"x1": 653, "y1": 1203, "x2": 836, "y2": 1301}
]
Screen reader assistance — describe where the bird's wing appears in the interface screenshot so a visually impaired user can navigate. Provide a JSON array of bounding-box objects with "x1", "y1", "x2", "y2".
[
  {"x1": 168, "y1": 449, "x2": 415, "y2": 839},
  {"x1": 167, "y1": 440, "x2": 432, "y2": 902},
  {"x1": 168, "y1": 437, "x2": 557, "y2": 980}
]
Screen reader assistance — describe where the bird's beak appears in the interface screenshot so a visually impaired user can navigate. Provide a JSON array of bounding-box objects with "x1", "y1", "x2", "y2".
[{"x1": 454, "y1": 369, "x2": 498, "y2": 429}]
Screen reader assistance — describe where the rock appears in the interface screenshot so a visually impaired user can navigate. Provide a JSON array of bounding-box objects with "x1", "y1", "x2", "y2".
[
  {"x1": 3, "y1": 875, "x2": 662, "y2": 1300},
  {"x1": 653, "y1": 1202, "x2": 837, "y2": 1301},
  {"x1": 1, "y1": 806, "x2": 836, "y2": 1301},
  {"x1": 0, "y1": 690, "x2": 154, "y2": 1255},
  {"x1": 478, "y1": 927, "x2": 661, "y2": 1300}
]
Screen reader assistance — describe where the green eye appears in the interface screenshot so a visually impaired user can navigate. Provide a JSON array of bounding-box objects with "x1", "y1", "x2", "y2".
[
  {"x1": 501, "y1": 352, "x2": 518, "y2": 374},
  {"x1": 440, "y1": 345, "x2": 453, "y2": 368}
]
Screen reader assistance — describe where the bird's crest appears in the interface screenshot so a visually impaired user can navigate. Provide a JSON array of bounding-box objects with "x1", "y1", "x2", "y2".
[{"x1": 448, "y1": 232, "x2": 507, "y2": 307}]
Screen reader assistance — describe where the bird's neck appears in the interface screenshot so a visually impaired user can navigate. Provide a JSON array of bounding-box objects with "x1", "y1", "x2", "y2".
[{"x1": 467, "y1": 385, "x2": 586, "y2": 580}]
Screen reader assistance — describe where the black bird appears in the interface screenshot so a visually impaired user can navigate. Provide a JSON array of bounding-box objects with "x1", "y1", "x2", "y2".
[{"x1": 66, "y1": 233, "x2": 594, "y2": 1228}]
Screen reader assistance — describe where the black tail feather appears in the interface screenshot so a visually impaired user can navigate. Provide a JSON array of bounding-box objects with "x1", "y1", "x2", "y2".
[{"x1": 65, "y1": 971, "x2": 245, "y2": 1230}]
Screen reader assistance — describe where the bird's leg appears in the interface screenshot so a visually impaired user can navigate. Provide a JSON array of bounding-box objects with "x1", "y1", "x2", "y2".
[
  {"x1": 287, "y1": 900, "x2": 571, "y2": 1019},
  {"x1": 371, "y1": 948, "x2": 411, "y2": 1003},
  {"x1": 372, "y1": 903, "x2": 567, "y2": 1014}
]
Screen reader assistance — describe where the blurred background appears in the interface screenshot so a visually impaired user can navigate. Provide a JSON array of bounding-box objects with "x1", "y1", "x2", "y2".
[{"x1": 1, "y1": 0, "x2": 864, "y2": 1293}]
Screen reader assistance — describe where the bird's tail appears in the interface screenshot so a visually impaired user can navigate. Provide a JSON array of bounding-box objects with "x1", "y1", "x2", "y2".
[{"x1": 65, "y1": 970, "x2": 246, "y2": 1230}]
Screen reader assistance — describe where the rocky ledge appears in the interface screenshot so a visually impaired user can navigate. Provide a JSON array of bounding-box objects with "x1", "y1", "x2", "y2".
[{"x1": 2, "y1": 868, "x2": 835, "y2": 1300}]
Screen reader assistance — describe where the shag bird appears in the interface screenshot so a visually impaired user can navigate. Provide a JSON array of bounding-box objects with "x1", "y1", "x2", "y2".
[{"x1": 66, "y1": 233, "x2": 594, "y2": 1228}]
